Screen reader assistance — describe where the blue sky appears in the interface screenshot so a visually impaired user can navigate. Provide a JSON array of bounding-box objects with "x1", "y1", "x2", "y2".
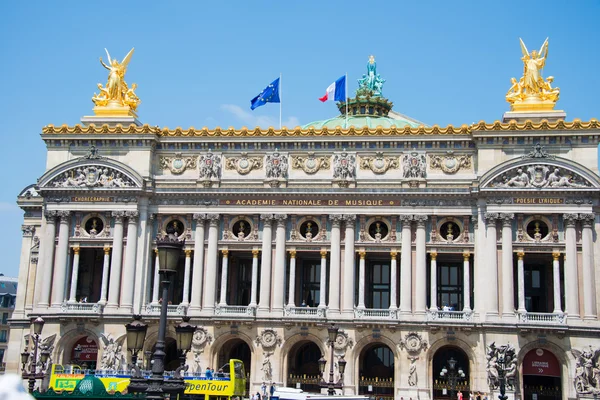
[{"x1": 0, "y1": 1, "x2": 599, "y2": 278}]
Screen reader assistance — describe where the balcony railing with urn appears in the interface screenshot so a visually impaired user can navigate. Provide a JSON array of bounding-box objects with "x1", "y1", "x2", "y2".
[
  {"x1": 284, "y1": 306, "x2": 326, "y2": 318},
  {"x1": 426, "y1": 309, "x2": 474, "y2": 322},
  {"x1": 516, "y1": 311, "x2": 566, "y2": 325},
  {"x1": 60, "y1": 302, "x2": 104, "y2": 315}
]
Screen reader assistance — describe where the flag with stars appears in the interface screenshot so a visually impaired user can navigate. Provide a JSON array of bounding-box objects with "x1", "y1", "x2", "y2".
[{"x1": 250, "y1": 78, "x2": 280, "y2": 110}]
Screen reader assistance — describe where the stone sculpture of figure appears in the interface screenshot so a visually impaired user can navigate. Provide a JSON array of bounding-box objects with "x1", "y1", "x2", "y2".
[
  {"x1": 266, "y1": 151, "x2": 288, "y2": 179},
  {"x1": 333, "y1": 151, "x2": 356, "y2": 180},
  {"x1": 506, "y1": 168, "x2": 529, "y2": 187},
  {"x1": 572, "y1": 347, "x2": 600, "y2": 393},
  {"x1": 504, "y1": 357, "x2": 517, "y2": 391},
  {"x1": 486, "y1": 343, "x2": 499, "y2": 389},
  {"x1": 408, "y1": 357, "x2": 418, "y2": 387},
  {"x1": 305, "y1": 222, "x2": 313, "y2": 241},
  {"x1": 262, "y1": 352, "x2": 273, "y2": 382},
  {"x1": 402, "y1": 153, "x2": 426, "y2": 179},
  {"x1": 238, "y1": 221, "x2": 246, "y2": 240},
  {"x1": 89, "y1": 218, "x2": 99, "y2": 235},
  {"x1": 99, "y1": 334, "x2": 126, "y2": 371},
  {"x1": 199, "y1": 151, "x2": 221, "y2": 180}
]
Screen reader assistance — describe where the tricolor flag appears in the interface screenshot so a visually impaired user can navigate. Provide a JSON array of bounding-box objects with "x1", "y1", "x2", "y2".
[{"x1": 319, "y1": 75, "x2": 346, "y2": 102}]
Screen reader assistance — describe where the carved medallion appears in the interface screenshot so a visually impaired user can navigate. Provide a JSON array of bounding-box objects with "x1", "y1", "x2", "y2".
[
  {"x1": 399, "y1": 332, "x2": 428, "y2": 355},
  {"x1": 255, "y1": 328, "x2": 282, "y2": 350},
  {"x1": 192, "y1": 327, "x2": 213, "y2": 349},
  {"x1": 429, "y1": 153, "x2": 472, "y2": 174},
  {"x1": 159, "y1": 153, "x2": 197, "y2": 174},
  {"x1": 360, "y1": 152, "x2": 399, "y2": 174},
  {"x1": 226, "y1": 152, "x2": 263, "y2": 175},
  {"x1": 292, "y1": 152, "x2": 330, "y2": 174},
  {"x1": 333, "y1": 330, "x2": 354, "y2": 352}
]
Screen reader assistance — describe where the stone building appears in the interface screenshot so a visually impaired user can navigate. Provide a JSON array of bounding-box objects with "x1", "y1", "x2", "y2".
[
  {"x1": 8, "y1": 51, "x2": 600, "y2": 400},
  {"x1": 0, "y1": 274, "x2": 17, "y2": 373}
]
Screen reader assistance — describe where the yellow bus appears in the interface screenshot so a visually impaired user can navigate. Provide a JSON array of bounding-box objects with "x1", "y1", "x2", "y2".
[{"x1": 48, "y1": 359, "x2": 247, "y2": 400}]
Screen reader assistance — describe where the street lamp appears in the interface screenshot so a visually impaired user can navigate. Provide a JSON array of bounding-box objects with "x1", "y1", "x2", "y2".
[
  {"x1": 168, "y1": 317, "x2": 197, "y2": 397},
  {"x1": 126, "y1": 315, "x2": 149, "y2": 395},
  {"x1": 21, "y1": 317, "x2": 49, "y2": 393},
  {"x1": 496, "y1": 354, "x2": 508, "y2": 400},
  {"x1": 439, "y1": 357, "x2": 465, "y2": 400},
  {"x1": 319, "y1": 325, "x2": 346, "y2": 396}
]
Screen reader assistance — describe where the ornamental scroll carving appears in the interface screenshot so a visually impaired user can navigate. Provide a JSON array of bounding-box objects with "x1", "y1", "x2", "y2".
[
  {"x1": 489, "y1": 165, "x2": 591, "y2": 188},
  {"x1": 159, "y1": 153, "x2": 197, "y2": 174},
  {"x1": 292, "y1": 152, "x2": 330, "y2": 174},
  {"x1": 572, "y1": 346, "x2": 600, "y2": 394},
  {"x1": 402, "y1": 152, "x2": 426, "y2": 179},
  {"x1": 486, "y1": 342, "x2": 517, "y2": 391},
  {"x1": 360, "y1": 152, "x2": 399, "y2": 174},
  {"x1": 226, "y1": 153, "x2": 263, "y2": 175},
  {"x1": 50, "y1": 166, "x2": 136, "y2": 188},
  {"x1": 429, "y1": 153, "x2": 472, "y2": 174}
]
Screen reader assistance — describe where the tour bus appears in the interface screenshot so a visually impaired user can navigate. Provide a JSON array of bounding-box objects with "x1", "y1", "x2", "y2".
[
  {"x1": 272, "y1": 387, "x2": 370, "y2": 400},
  {"x1": 48, "y1": 358, "x2": 247, "y2": 400}
]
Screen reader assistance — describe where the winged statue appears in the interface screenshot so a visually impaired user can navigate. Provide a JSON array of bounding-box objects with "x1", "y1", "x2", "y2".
[
  {"x1": 572, "y1": 346, "x2": 600, "y2": 393},
  {"x1": 99, "y1": 334, "x2": 126, "y2": 371},
  {"x1": 92, "y1": 48, "x2": 140, "y2": 111}
]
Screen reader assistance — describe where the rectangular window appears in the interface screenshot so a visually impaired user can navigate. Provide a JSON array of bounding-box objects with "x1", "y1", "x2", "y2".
[
  {"x1": 1, "y1": 313, "x2": 7, "y2": 324},
  {"x1": 367, "y1": 261, "x2": 391, "y2": 309},
  {"x1": 300, "y1": 260, "x2": 321, "y2": 307},
  {"x1": 0, "y1": 330, "x2": 7, "y2": 342},
  {"x1": 0, "y1": 349, "x2": 5, "y2": 363},
  {"x1": 437, "y1": 262, "x2": 463, "y2": 310}
]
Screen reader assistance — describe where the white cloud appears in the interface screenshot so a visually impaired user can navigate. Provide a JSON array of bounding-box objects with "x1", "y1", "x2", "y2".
[
  {"x1": 0, "y1": 202, "x2": 19, "y2": 213},
  {"x1": 221, "y1": 104, "x2": 300, "y2": 129}
]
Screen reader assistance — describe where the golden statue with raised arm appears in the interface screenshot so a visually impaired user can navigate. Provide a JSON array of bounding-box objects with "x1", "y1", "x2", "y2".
[
  {"x1": 92, "y1": 48, "x2": 140, "y2": 116},
  {"x1": 506, "y1": 38, "x2": 559, "y2": 111}
]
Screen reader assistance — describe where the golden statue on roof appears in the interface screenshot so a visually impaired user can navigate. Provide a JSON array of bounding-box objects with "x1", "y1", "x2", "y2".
[
  {"x1": 506, "y1": 38, "x2": 560, "y2": 112},
  {"x1": 92, "y1": 48, "x2": 140, "y2": 116}
]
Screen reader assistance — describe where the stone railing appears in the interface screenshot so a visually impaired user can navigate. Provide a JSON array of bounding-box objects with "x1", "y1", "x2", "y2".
[
  {"x1": 215, "y1": 305, "x2": 256, "y2": 317},
  {"x1": 354, "y1": 308, "x2": 398, "y2": 319},
  {"x1": 426, "y1": 309, "x2": 473, "y2": 322},
  {"x1": 284, "y1": 306, "x2": 326, "y2": 318},
  {"x1": 144, "y1": 303, "x2": 186, "y2": 316},
  {"x1": 516, "y1": 311, "x2": 566, "y2": 324},
  {"x1": 60, "y1": 302, "x2": 104, "y2": 314}
]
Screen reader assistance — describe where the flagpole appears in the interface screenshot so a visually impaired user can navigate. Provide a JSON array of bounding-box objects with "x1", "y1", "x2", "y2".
[
  {"x1": 279, "y1": 72, "x2": 282, "y2": 130},
  {"x1": 345, "y1": 72, "x2": 349, "y2": 129}
]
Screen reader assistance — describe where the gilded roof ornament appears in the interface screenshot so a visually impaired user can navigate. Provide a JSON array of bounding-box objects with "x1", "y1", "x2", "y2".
[
  {"x1": 92, "y1": 48, "x2": 140, "y2": 117},
  {"x1": 506, "y1": 38, "x2": 560, "y2": 112}
]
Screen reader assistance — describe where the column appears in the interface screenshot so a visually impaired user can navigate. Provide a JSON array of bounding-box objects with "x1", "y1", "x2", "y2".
[
  {"x1": 552, "y1": 251, "x2": 562, "y2": 313},
  {"x1": 272, "y1": 214, "x2": 288, "y2": 313},
  {"x1": 99, "y1": 246, "x2": 111, "y2": 304},
  {"x1": 462, "y1": 251, "x2": 471, "y2": 311},
  {"x1": 473, "y1": 201, "x2": 486, "y2": 315},
  {"x1": 120, "y1": 211, "x2": 139, "y2": 310},
  {"x1": 190, "y1": 214, "x2": 206, "y2": 312},
  {"x1": 133, "y1": 201, "x2": 150, "y2": 314},
  {"x1": 319, "y1": 249, "x2": 327, "y2": 308},
  {"x1": 429, "y1": 251, "x2": 438, "y2": 311},
  {"x1": 414, "y1": 215, "x2": 427, "y2": 314},
  {"x1": 202, "y1": 214, "x2": 220, "y2": 313},
  {"x1": 500, "y1": 213, "x2": 515, "y2": 317},
  {"x1": 400, "y1": 215, "x2": 413, "y2": 313},
  {"x1": 15, "y1": 225, "x2": 35, "y2": 317},
  {"x1": 218, "y1": 249, "x2": 229, "y2": 306},
  {"x1": 151, "y1": 249, "x2": 160, "y2": 304},
  {"x1": 357, "y1": 250, "x2": 366, "y2": 309},
  {"x1": 287, "y1": 250, "x2": 297, "y2": 307},
  {"x1": 517, "y1": 251, "x2": 526, "y2": 312},
  {"x1": 51, "y1": 211, "x2": 71, "y2": 307},
  {"x1": 181, "y1": 249, "x2": 192, "y2": 306},
  {"x1": 390, "y1": 250, "x2": 398, "y2": 310},
  {"x1": 258, "y1": 214, "x2": 274, "y2": 314},
  {"x1": 328, "y1": 216, "x2": 342, "y2": 313},
  {"x1": 485, "y1": 213, "x2": 499, "y2": 317},
  {"x1": 581, "y1": 214, "x2": 596, "y2": 319},
  {"x1": 38, "y1": 211, "x2": 57, "y2": 307},
  {"x1": 342, "y1": 215, "x2": 356, "y2": 316},
  {"x1": 564, "y1": 213, "x2": 579, "y2": 317},
  {"x1": 249, "y1": 249, "x2": 260, "y2": 307},
  {"x1": 107, "y1": 211, "x2": 125, "y2": 310},
  {"x1": 67, "y1": 247, "x2": 81, "y2": 303}
]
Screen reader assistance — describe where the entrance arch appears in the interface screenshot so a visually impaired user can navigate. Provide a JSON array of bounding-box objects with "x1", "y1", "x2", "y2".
[
  {"x1": 358, "y1": 343, "x2": 394, "y2": 400},
  {"x1": 287, "y1": 341, "x2": 322, "y2": 393},
  {"x1": 432, "y1": 346, "x2": 470, "y2": 400},
  {"x1": 522, "y1": 348, "x2": 561, "y2": 400},
  {"x1": 218, "y1": 339, "x2": 251, "y2": 393}
]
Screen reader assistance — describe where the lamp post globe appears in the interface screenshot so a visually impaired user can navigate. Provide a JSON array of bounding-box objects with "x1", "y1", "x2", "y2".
[{"x1": 125, "y1": 315, "x2": 148, "y2": 366}]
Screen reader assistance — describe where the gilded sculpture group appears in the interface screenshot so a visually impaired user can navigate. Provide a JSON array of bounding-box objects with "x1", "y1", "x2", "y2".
[{"x1": 91, "y1": 39, "x2": 560, "y2": 117}]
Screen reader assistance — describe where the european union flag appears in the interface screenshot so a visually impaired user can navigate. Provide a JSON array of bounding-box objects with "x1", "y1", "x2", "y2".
[{"x1": 250, "y1": 78, "x2": 280, "y2": 110}]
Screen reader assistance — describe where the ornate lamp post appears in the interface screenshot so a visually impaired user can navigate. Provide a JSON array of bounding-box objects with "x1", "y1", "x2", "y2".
[
  {"x1": 125, "y1": 315, "x2": 149, "y2": 395},
  {"x1": 20, "y1": 317, "x2": 50, "y2": 393},
  {"x1": 439, "y1": 357, "x2": 465, "y2": 400},
  {"x1": 168, "y1": 317, "x2": 197, "y2": 397},
  {"x1": 319, "y1": 325, "x2": 347, "y2": 396},
  {"x1": 496, "y1": 354, "x2": 508, "y2": 400}
]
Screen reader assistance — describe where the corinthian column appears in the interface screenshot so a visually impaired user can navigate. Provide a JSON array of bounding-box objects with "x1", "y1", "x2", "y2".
[
  {"x1": 272, "y1": 214, "x2": 288, "y2": 313},
  {"x1": 357, "y1": 250, "x2": 366, "y2": 309},
  {"x1": 400, "y1": 215, "x2": 413, "y2": 314},
  {"x1": 151, "y1": 249, "x2": 160, "y2": 304},
  {"x1": 287, "y1": 250, "x2": 297, "y2": 307},
  {"x1": 16, "y1": 225, "x2": 35, "y2": 316},
  {"x1": 430, "y1": 251, "x2": 438, "y2": 311},
  {"x1": 202, "y1": 214, "x2": 220, "y2": 314},
  {"x1": 463, "y1": 251, "x2": 471, "y2": 311},
  {"x1": 218, "y1": 249, "x2": 229, "y2": 306},
  {"x1": 38, "y1": 211, "x2": 57, "y2": 308},
  {"x1": 121, "y1": 211, "x2": 139, "y2": 310},
  {"x1": 500, "y1": 213, "x2": 514, "y2": 317},
  {"x1": 517, "y1": 251, "x2": 526, "y2": 312},
  {"x1": 414, "y1": 215, "x2": 427, "y2": 314},
  {"x1": 552, "y1": 251, "x2": 562, "y2": 313},
  {"x1": 328, "y1": 215, "x2": 342, "y2": 314},
  {"x1": 99, "y1": 246, "x2": 111, "y2": 304},
  {"x1": 342, "y1": 215, "x2": 356, "y2": 317},
  {"x1": 484, "y1": 213, "x2": 499, "y2": 318},
  {"x1": 182, "y1": 249, "x2": 192, "y2": 305},
  {"x1": 581, "y1": 214, "x2": 596, "y2": 319},
  {"x1": 390, "y1": 250, "x2": 398, "y2": 310},
  {"x1": 258, "y1": 214, "x2": 274, "y2": 314},
  {"x1": 319, "y1": 249, "x2": 327, "y2": 308},
  {"x1": 51, "y1": 211, "x2": 71, "y2": 307},
  {"x1": 249, "y1": 249, "x2": 260, "y2": 307},
  {"x1": 564, "y1": 213, "x2": 579, "y2": 318},
  {"x1": 67, "y1": 247, "x2": 81, "y2": 303},
  {"x1": 107, "y1": 211, "x2": 125, "y2": 310},
  {"x1": 190, "y1": 214, "x2": 206, "y2": 312}
]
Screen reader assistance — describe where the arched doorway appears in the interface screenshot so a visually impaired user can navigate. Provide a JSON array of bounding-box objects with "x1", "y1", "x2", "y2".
[
  {"x1": 68, "y1": 336, "x2": 98, "y2": 369},
  {"x1": 218, "y1": 339, "x2": 251, "y2": 394},
  {"x1": 287, "y1": 341, "x2": 322, "y2": 393},
  {"x1": 432, "y1": 346, "x2": 470, "y2": 400},
  {"x1": 358, "y1": 344, "x2": 394, "y2": 400},
  {"x1": 522, "y1": 348, "x2": 561, "y2": 400}
]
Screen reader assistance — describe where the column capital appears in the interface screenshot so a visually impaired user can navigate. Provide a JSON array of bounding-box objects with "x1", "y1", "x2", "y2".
[
  {"x1": 463, "y1": 250, "x2": 470, "y2": 261},
  {"x1": 125, "y1": 210, "x2": 139, "y2": 222},
  {"x1": 289, "y1": 250, "x2": 297, "y2": 258},
  {"x1": 579, "y1": 213, "x2": 595, "y2": 226},
  {"x1": 207, "y1": 214, "x2": 220, "y2": 226},
  {"x1": 21, "y1": 225, "x2": 34, "y2": 237},
  {"x1": 484, "y1": 212, "x2": 499, "y2": 225},
  {"x1": 73, "y1": 246, "x2": 80, "y2": 255},
  {"x1": 563, "y1": 213, "x2": 578, "y2": 227},
  {"x1": 274, "y1": 214, "x2": 288, "y2": 226},
  {"x1": 430, "y1": 251, "x2": 437, "y2": 261},
  {"x1": 552, "y1": 251, "x2": 561, "y2": 261},
  {"x1": 57, "y1": 210, "x2": 71, "y2": 222},
  {"x1": 500, "y1": 213, "x2": 515, "y2": 225},
  {"x1": 44, "y1": 210, "x2": 58, "y2": 221},
  {"x1": 358, "y1": 250, "x2": 366, "y2": 260},
  {"x1": 517, "y1": 251, "x2": 525, "y2": 260},
  {"x1": 342, "y1": 214, "x2": 356, "y2": 223},
  {"x1": 329, "y1": 215, "x2": 343, "y2": 227},
  {"x1": 390, "y1": 250, "x2": 397, "y2": 260},
  {"x1": 252, "y1": 249, "x2": 260, "y2": 257},
  {"x1": 260, "y1": 213, "x2": 275, "y2": 222},
  {"x1": 399, "y1": 214, "x2": 413, "y2": 223},
  {"x1": 222, "y1": 249, "x2": 229, "y2": 257},
  {"x1": 185, "y1": 249, "x2": 193, "y2": 257},
  {"x1": 320, "y1": 248, "x2": 328, "y2": 258},
  {"x1": 193, "y1": 213, "x2": 207, "y2": 222},
  {"x1": 414, "y1": 215, "x2": 428, "y2": 226},
  {"x1": 104, "y1": 246, "x2": 111, "y2": 255},
  {"x1": 112, "y1": 211, "x2": 125, "y2": 222}
]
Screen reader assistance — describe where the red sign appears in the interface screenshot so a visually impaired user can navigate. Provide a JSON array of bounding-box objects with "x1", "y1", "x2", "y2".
[
  {"x1": 523, "y1": 348, "x2": 560, "y2": 377},
  {"x1": 71, "y1": 337, "x2": 98, "y2": 362}
]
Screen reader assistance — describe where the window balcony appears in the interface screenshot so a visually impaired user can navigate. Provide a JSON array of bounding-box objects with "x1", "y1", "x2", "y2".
[
  {"x1": 60, "y1": 302, "x2": 104, "y2": 314},
  {"x1": 144, "y1": 303, "x2": 187, "y2": 316},
  {"x1": 214, "y1": 305, "x2": 256, "y2": 317},
  {"x1": 284, "y1": 306, "x2": 326, "y2": 318},
  {"x1": 426, "y1": 309, "x2": 474, "y2": 322},
  {"x1": 354, "y1": 308, "x2": 398, "y2": 319},
  {"x1": 516, "y1": 311, "x2": 566, "y2": 325}
]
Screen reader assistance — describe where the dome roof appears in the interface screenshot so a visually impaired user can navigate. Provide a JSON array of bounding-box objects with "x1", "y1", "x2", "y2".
[{"x1": 303, "y1": 110, "x2": 427, "y2": 130}]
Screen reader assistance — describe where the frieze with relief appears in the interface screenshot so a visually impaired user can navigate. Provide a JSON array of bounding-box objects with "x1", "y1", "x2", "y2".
[
  {"x1": 159, "y1": 153, "x2": 197, "y2": 174},
  {"x1": 489, "y1": 165, "x2": 592, "y2": 188},
  {"x1": 49, "y1": 166, "x2": 136, "y2": 188},
  {"x1": 429, "y1": 152, "x2": 472, "y2": 174},
  {"x1": 360, "y1": 152, "x2": 399, "y2": 174},
  {"x1": 292, "y1": 152, "x2": 330, "y2": 174},
  {"x1": 198, "y1": 150, "x2": 222, "y2": 180},
  {"x1": 333, "y1": 150, "x2": 356, "y2": 181},
  {"x1": 402, "y1": 152, "x2": 426, "y2": 179},
  {"x1": 265, "y1": 150, "x2": 288, "y2": 179},
  {"x1": 225, "y1": 153, "x2": 263, "y2": 175}
]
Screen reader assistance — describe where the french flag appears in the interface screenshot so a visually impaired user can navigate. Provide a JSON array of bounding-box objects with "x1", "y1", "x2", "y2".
[{"x1": 319, "y1": 75, "x2": 346, "y2": 102}]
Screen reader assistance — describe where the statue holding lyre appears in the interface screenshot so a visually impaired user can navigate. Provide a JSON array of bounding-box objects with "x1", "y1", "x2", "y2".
[{"x1": 92, "y1": 48, "x2": 140, "y2": 115}]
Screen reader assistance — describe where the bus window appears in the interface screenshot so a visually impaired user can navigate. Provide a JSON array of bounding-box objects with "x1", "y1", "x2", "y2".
[{"x1": 233, "y1": 360, "x2": 245, "y2": 379}]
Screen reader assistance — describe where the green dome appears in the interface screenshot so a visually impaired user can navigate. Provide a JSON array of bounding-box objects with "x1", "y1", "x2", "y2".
[{"x1": 303, "y1": 110, "x2": 427, "y2": 129}]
